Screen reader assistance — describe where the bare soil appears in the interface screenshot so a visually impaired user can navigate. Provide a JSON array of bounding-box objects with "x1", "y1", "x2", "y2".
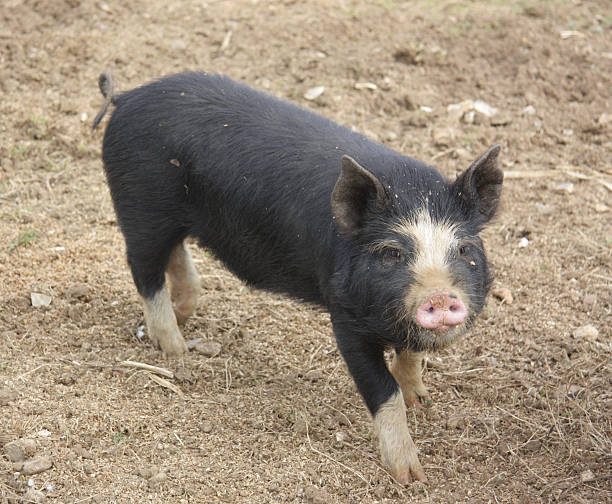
[{"x1": 1, "y1": 1, "x2": 611, "y2": 503}]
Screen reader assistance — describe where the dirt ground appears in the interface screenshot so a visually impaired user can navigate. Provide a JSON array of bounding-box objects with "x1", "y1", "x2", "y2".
[{"x1": 1, "y1": 0, "x2": 610, "y2": 502}]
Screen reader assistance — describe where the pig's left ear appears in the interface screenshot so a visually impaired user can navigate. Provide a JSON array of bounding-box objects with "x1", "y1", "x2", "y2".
[
  {"x1": 332, "y1": 156, "x2": 388, "y2": 236},
  {"x1": 453, "y1": 144, "x2": 503, "y2": 223}
]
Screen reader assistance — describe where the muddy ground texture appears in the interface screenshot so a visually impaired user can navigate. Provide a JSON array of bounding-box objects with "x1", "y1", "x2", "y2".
[{"x1": 1, "y1": 0, "x2": 611, "y2": 502}]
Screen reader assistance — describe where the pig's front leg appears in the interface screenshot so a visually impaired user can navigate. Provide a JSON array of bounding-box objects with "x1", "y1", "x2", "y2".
[
  {"x1": 333, "y1": 323, "x2": 427, "y2": 484},
  {"x1": 390, "y1": 350, "x2": 431, "y2": 407}
]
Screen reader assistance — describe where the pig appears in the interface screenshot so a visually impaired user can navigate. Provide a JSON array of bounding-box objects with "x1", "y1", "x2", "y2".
[{"x1": 93, "y1": 71, "x2": 503, "y2": 484}]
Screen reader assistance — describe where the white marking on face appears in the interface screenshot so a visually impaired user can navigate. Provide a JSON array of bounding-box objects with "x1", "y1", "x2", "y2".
[
  {"x1": 393, "y1": 209, "x2": 471, "y2": 327},
  {"x1": 394, "y1": 209, "x2": 457, "y2": 276}
]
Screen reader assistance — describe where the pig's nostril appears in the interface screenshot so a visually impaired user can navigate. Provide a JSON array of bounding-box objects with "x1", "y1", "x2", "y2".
[{"x1": 428, "y1": 306, "x2": 435, "y2": 313}]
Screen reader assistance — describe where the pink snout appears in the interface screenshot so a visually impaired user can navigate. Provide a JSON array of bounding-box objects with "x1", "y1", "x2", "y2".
[{"x1": 416, "y1": 292, "x2": 467, "y2": 331}]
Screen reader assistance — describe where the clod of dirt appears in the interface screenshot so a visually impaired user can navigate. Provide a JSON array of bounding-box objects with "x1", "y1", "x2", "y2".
[
  {"x1": 446, "y1": 414, "x2": 466, "y2": 430},
  {"x1": 303, "y1": 86, "x2": 325, "y2": 101},
  {"x1": 490, "y1": 113, "x2": 513, "y2": 127},
  {"x1": 304, "y1": 485, "x2": 332, "y2": 504},
  {"x1": 193, "y1": 340, "x2": 222, "y2": 357},
  {"x1": 5, "y1": 439, "x2": 37, "y2": 462},
  {"x1": 293, "y1": 416, "x2": 308, "y2": 436},
  {"x1": 148, "y1": 471, "x2": 168, "y2": 489},
  {"x1": 73, "y1": 444, "x2": 93, "y2": 459},
  {"x1": 200, "y1": 420, "x2": 214, "y2": 433},
  {"x1": 572, "y1": 324, "x2": 599, "y2": 341},
  {"x1": 24, "y1": 488, "x2": 46, "y2": 503},
  {"x1": 21, "y1": 455, "x2": 53, "y2": 475},
  {"x1": 0, "y1": 387, "x2": 18, "y2": 405},
  {"x1": 432, "y1": 127, "x2": 456, "y2": 147},
  {"x1": 580, "y1": 469, "x2": 595, "y2": 483},
  {"x1": 492, "y1": 287, "x2": 513, "y2": 305},
  {"x1": 65, "y1": 283, "x2": 90, "y2": 300},
  {"x1": 30, "y1": 292, "x2": 52, "y2": 307},
  {"x1": 136, "y1": 465, "x2": 160, "y2": 480}
]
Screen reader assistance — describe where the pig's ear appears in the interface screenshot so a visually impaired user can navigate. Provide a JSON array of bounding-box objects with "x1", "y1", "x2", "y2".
[
  {"x1": 332, "y1": 156, "x2": 387, "y2": 235},
  {"x1": 454, "y1": 144, "x2": 503, "y2": 223}
]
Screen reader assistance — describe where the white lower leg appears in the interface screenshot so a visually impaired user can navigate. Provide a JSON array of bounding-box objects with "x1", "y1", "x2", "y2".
[
  {"x1": 373, "y1": 391, "x2": 427, "y2": 484},
  {"x1": 167, "y1": 242, "x2": 200, "y2": 325},
  {"x1": 142, "y1": 288, "x2": 187, "y2": 357}
]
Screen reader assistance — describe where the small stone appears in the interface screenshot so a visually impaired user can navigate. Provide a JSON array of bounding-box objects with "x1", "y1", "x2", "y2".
[
  {"x1": 522, "y1": 105, "x2": 536, "y2": 115},
  {"x1": 21, "y1": 455, "x2": 53, "y2": 475},
  {"x1": 354, "y1": 82, "x2": 377, "y2": 91},
  {"x1": 0, "y1": 387, "x2": 18, "y2": 406},
  {"x1": 573, "y1": 324, "x2": 598, "y2": 340},
  {"x1": 473, "y1": 100, "x2": 498, "y2": 117},
  {"x1": 303, "y1": 86, "x2": 325, "y2": 101},
  {"x1": 580, "y1": 469, "x2": 595, "y2": 482},
  {"x1": 200, "y1": 420, "x2": 214, "y2": 433},
  {"x1": 518, "y1": 237, "x2": 529, "y2": 248},
  {"x1": 30, "y1": 293, "x2": 52, "y2": 307},
  {"x1": 597, "y1": 113, "x2": 612, "y2": 125},
  {"x1": 490, "y1": 113, "x2": 512, "y2": 126},
  {"x1": 594, "y1": 203, "x2": 609, "y2": 213},
  {"x1": 335, "y1": 431, "x2": 347, "y2": 442},
  {"x1": 583, "y1": 294, "x2": 597, "y2": 306},
  {"x1": 554, "y1": 182, "x2": 574, "y2": 193},
  {"x1": 193, "y1": 340, "x2": 221, "y2": 357},
  {"x1": 492, "y1": 287, "x2": 513, "y2": 304}
]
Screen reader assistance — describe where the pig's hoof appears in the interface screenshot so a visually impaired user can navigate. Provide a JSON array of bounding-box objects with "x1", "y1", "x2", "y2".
[
  {"x1": 151, "y1": 329, "x2": 188, "y2": 357},
  {"x1": 391, "y1": 457, "x2": 428, "y2": 485},
  {"x1": 403, "y1": 384, "x2": 431, "y2": 408}
]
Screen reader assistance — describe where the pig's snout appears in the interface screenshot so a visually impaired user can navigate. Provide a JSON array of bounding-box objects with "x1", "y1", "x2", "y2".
[{"x1": 416, "y1": 292, "x2": 467, "y2": 331}]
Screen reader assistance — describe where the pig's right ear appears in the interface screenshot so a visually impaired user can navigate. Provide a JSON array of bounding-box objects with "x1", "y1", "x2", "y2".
[
  {"x1": 332, "y1": 156, "x2": 387, "y2": 236},
  {"x1": 453, "y1": 144, "x2": 503, "y2": 224}
]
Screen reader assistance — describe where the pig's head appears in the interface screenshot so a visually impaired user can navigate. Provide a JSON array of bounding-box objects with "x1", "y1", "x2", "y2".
[{"x1": 331, "y1": 145, "x2": 503, "y2": 351}]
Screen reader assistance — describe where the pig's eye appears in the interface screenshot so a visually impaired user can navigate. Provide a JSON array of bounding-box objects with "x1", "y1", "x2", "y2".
[
  {"x1": 381, "y1": 248, "x2": 403, "y2": 267},
  {"x1": 458, "y1": 245, "x2": 468, "y2": 256}
]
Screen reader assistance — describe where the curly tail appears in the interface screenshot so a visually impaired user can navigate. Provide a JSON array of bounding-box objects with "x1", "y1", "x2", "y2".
[{"x1": 92, "y1": 71, "x2": 116, "y2": 130}]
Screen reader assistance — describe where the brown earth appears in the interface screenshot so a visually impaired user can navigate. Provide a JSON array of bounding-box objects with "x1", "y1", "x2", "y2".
[{"x1": 1, "y1": 0, "x2": 611, "y2": 502}]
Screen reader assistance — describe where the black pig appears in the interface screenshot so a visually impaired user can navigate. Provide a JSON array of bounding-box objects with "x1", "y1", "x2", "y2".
[{"x1": 93, "y1": 72, "x2": 503, "y2": 484}]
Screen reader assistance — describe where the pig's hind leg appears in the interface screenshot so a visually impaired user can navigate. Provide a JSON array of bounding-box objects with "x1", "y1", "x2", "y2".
[
  {"x1": 390, "y1": 350, "x2": 431, "y2": 407},
  {"x1": 126, "y1": 235, "x2": 188, "y2": 357},
  {"x1": 166, "y1": 241, "x2": 200, "y2": 325}
]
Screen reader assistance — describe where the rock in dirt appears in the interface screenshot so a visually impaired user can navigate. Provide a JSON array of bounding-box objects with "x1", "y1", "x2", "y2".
[
  {"x1": 573, "y1": 324, "x2": 598, "y2": 340},
  {"x1": 30, "y1": 293, "x2": 52, "y2": 307},
  {"x1": 0, "y1": 387, "x2": 18, "y2": 406},
  {"x1": 200, "y1": 420, "x2": 214, "y2": 434},
  {"x1": 554, "y1": 182, "x2": 574, "y2": 193},
  {"x1": 492, "y1": 287, "x2": 513, "y2": 304},
  {"x1": 580, "y1": 469, "x2": 595, "y2": 483},
  {"x1": 21, "y1": 455, "x2": 53, "y2": 475},
  {"x1": 303, "y1": 86, "x2": 325, "y2": 101},
  {"x1": 5, "y1": 439, "x2": 36, "y2": 462},
  {"x1": 193, "y1": 340, "x2": 222, "y2": 357}
]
